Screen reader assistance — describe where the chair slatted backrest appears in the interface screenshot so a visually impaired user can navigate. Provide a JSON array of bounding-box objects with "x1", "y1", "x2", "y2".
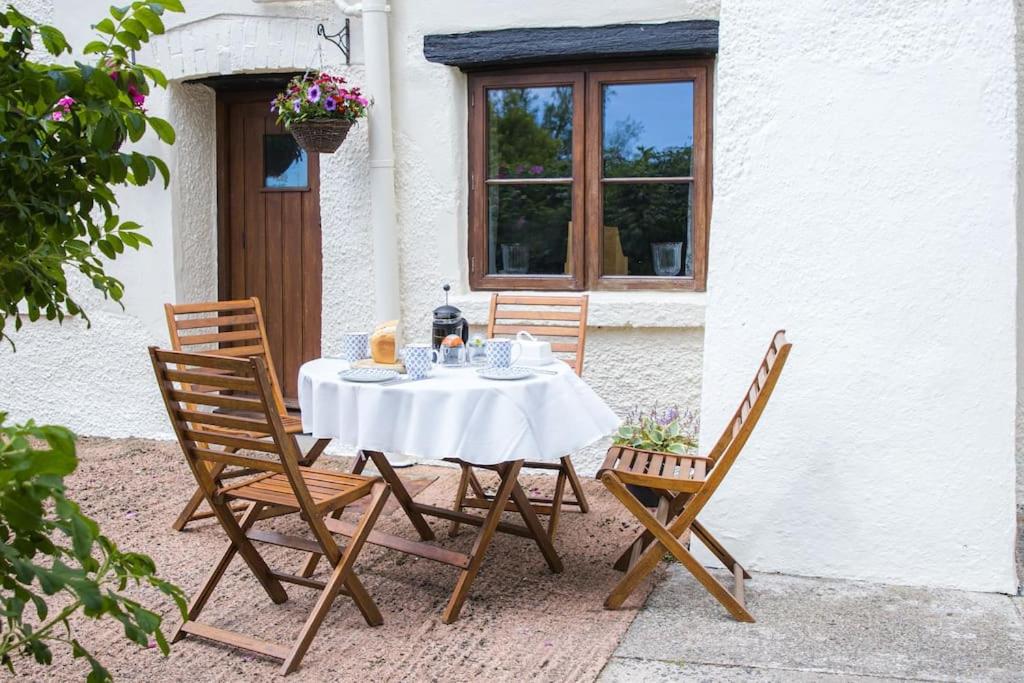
[
  {"x1": 164, "y1": 298, "x2": 286, "y2": 415},
  {"x1": 677, "y1": 330, "x2": 792, "y2": 526},
  {"x1": 486, "y1": 294, "x2": 589, "y2": 376},
  {"x1": 149, "y1": 348, "x2": 313, "y2": 502}
]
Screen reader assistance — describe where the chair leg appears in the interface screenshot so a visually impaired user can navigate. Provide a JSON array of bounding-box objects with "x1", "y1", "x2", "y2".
[
  {"x1": 173, "y1": 503, "x2": 276, "y2": 643},
  {"x1": 281, "y1": 483, "x2": 390, "y2": 675},
  {"x1": 448, "y1": 463, "x2": 472, "y2": 538},
  {"x1": 691, "y1": 520, "x2": 752, "y2": 580},
  {"x1": 612, "y1": 491, "x2": 689, "y2": 571},
  {"x1": 602, "y1": 473, "x2": 753, "y2": 622},
  {"x1": 560, "y1": 455, "x2": 589, "y2": 513}
]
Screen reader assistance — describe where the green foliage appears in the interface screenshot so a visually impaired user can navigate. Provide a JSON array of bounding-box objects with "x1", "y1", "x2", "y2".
[
  {"x1": 0, "y1": 1, "x2": 185, "y2": 348},
  {"x1": 0, "y1": 413, "x2": 186, "y2": 681},
  {"x1": 0, "y1": 3, "x2": 188, "y2": 680},
  {"x1": 612, "y1": 405, "x2": 699, "y2": 455}
]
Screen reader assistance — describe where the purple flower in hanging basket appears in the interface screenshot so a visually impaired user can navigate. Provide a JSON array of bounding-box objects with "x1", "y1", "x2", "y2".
[
  {"x1": 324, "y1": 96, "x2": 337, "y2": 112},
  {"x1": 292, "y1": 99, "x2": 302, "y2": 113},
  {"x1": 307, "y1": 85, "x2": 321, "y2": 103}
]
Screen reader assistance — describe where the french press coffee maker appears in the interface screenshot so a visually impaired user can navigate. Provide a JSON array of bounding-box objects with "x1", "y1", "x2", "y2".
[{"x1": 432, "y1": 284, "x2": 469, "y2": 350}]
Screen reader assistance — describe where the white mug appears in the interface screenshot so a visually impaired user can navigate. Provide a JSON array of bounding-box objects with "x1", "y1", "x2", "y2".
[{"x1": 485, "y1": 338, "x2": 521, "y2": 368}]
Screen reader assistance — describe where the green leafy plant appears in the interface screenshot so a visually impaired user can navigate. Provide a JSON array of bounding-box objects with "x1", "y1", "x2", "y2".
[
  {"x1": 612, "y1": 405, "x2": 699, "y2": 455},
  {"x1": 0, "y1": 414, "x2": 186, "y2": 680},
  {"x1": 0, "y1": 2, "x2": 188, "y2": 679},
  {"x1": 0, "y1": 1, "x2": 185, "y2": 348}
]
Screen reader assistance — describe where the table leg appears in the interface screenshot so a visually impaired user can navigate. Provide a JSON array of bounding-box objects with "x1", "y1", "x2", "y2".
[
  {"x1": 507, "y1": 466, "x2": 564, "y2": 573},
  {"x1": 442, "y1": 460, "x2": 524, "y2": 624},
  {"x1": 364, "y1": 450, "x2": 435, "y2": 542}
]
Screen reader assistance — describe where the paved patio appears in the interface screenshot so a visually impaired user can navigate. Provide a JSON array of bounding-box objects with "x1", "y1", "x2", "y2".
[{"x1": 600, "y1": 565, "x2": 1024, "y2": 682}]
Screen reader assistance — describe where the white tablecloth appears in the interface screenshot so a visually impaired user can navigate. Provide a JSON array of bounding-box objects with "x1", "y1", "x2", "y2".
[{"x1": 298, "y1": 358, "x2": 620, "y2": 465}]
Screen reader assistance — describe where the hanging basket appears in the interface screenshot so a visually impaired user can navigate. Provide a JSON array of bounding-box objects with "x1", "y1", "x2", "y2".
[{"x1": 288, "y1": 119, "x2": 354, "y2": 153}]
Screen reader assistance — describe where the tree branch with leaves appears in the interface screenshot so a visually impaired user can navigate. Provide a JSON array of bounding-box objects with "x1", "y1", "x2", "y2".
[{"x1": 0, "y1": 2, "x2": 188, "y2": 680}]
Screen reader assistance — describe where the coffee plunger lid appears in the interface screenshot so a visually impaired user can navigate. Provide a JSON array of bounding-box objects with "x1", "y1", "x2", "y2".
[{"x1": 433, "y1": 284, "x2": 462, "y2": 320}]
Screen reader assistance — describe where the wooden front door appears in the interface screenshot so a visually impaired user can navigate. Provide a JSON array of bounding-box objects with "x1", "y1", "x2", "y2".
[{"x1": 217, "y1": 89, "x2": 322, "y2": 402}]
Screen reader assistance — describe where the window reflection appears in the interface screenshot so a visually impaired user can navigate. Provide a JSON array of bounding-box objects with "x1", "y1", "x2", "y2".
[
  {"x1": 487, "y1": 86, "x2": 573, "y2": 179},
  {"x1": 264, "y1": 134, "x2": 308, "y2": 189},
  {"x1": 603, "y1": 82, "x2": 693, "y2": 178},
  {"x1": 603, "y1": 183, "x2": 692, "y2": 277},
  {"x1": 487, "y1": 184, "x2": 571, "y2": 275}
]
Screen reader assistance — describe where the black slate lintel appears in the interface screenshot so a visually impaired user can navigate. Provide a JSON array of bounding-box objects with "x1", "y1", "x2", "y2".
[{"x1": 423, "y1": 21, "x2": 718, "y2": 70}]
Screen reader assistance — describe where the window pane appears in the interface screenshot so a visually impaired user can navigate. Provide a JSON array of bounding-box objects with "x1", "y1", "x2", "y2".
[
  {"x1": 603, "y1": 82, "x2": 693, "y2": 178},
  {"x1": 487, "y1": 86, "x2": 573, "y2": 179},
  {"x1": 264, "y1": 134, "x2": 308, "y2": 188},
  {"x1": 602, "y1": 183, "x2": 692, "y2": 277},
  {"x1": 487, "y1": 184, "x2": 571, "y2": 275}
]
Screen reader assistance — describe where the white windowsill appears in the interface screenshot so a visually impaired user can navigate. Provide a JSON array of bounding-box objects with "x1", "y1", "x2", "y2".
[{"x1": 450, "y1": 290, "x2": 706, "y2": 329}]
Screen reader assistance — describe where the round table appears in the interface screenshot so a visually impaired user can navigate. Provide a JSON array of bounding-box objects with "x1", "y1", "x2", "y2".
[
  {"x1": 298, "y1": 358, "x2": 619, "y2": 465},
  {"x1": 297, "y1": 357, "x2": 620, "y2": 623}
]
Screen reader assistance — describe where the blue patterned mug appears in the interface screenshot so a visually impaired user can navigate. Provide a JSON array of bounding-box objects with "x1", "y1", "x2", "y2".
[
  {"x1": 485, "y1": 338, "x2": 521, "y2": 368},
  {"x1": 341, "y1": 333, "x2": 370, "y2": 362},
  {"x1": 403, "y1": 343, "x2": 438, "y2": 380}
]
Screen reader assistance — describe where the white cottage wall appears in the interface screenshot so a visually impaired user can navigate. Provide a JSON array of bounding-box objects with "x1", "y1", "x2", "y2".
[{"x1": 700, "y1": 0, "x2": 1019, "y2": 593}]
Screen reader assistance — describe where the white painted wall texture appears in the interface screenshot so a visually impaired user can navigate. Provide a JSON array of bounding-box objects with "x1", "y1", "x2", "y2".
[
  {"x1": 699, "y1": 0, "x2": 1019, "y2": 593},
  {"x1": 1, "y1": 0, "x2": 1021, "y2": 593}
]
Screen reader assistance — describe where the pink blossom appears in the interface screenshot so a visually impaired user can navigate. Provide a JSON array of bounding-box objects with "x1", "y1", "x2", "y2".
[
  {"x1": 127, "y1": 85, "x2": 146, "y2": 108},
  {"x1": 57, "y1": 96, "x2": 75, "y2": 108},
  {"x1": 355, "y1": 96, "x2": 368, "y2": 107},
  {"x1": 51, "y1": 110, "x2": 63, "y2": 121}
]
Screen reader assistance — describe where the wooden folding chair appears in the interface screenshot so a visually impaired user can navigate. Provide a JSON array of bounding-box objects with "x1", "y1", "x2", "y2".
[
  {"x1": 449, "y1": 294, "x2": 590, "y2": 540},
  {"x1": 599, "y1": 330, "x2": 792, "y2": 622},
  {"x1": 164, "y1": 298, "x2": 322, "y2": 531},
  {"x1": 149, "y1": 347, "x2": 390, "y2": 674}
]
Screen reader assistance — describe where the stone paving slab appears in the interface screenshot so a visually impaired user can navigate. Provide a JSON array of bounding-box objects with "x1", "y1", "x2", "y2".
[
  {"x1": 602, "y1": 566, "x2": 1024, "y2": 682},
  {"x1": 601, "y1": 657, "x2": 905, "y2": 681}
]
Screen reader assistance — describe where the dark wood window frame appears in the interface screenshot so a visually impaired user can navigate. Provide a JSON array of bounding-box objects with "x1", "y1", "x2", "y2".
[{"x1": 468, "y1": 58, "x2": 713, "y2": 291}]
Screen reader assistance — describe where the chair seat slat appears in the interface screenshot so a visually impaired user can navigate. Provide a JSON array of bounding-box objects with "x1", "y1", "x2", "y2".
[
  {"x1": 170, "y1": 300, "x2": 261, "y2": 314},
  {"x1": 164, "y1": 369, "x2": 257, "y2": 392},
  {"x1": 184, "y1": 429, "x2": 280, "y2": 454},
  {"x1": 169, "y1": 389, "x2": 264, "y2": 412},
  {"x1": 494, "y1": 295, "x2": 583, "y2": 306},
  {"x1": 179, "y1": 328, "x2": 264, "y2": 346},
  {"x1": 174, "y1": 314, "x2": 259, "y2": 330},
  {"x1": 491, "y1": 324, "x2": 580, "y2": 337},
  {"x1": 179, "y1": 410, "x2": 273, "y2": 434},
  {"x1": 204, "y1": 344, "x2": 268, "y2": 358},
  {"x1": 192, "y1": 448, "x2": 285, "y2": 473},
  {"x1": 493, "y1": 309, "x2": 580, "y2": 321}
]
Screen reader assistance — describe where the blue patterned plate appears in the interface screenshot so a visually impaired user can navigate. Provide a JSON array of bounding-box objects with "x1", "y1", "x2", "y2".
[
  {"x1": 476, "y1": 366, "x2": 534, "y2": 381},
  {"x1": 339, "y1": 368, "x2": 399, "y2": 383}
]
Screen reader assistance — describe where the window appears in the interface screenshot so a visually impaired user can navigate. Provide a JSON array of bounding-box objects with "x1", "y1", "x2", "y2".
[
  {"x1": 263, "y1": 134, "x2": 309, "y2": 189},
  {"x1": 468, "y1": 60, "x2": 712, "y2": 290}
]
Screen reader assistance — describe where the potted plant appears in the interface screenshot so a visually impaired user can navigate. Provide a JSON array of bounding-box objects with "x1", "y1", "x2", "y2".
[
  {"x1": 612, "y1": 406, "x2": 699, "y2": 507},
  {"x1": 271, "y1": 72, "x2": 368, "y2": 153}
]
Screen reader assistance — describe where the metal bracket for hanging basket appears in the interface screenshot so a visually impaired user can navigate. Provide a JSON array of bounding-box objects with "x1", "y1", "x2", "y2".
[{"x1": 317, "y1": 19, "x2": 351, "y2": 65}]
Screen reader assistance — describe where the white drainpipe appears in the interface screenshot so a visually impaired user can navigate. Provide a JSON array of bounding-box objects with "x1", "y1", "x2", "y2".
[{"x1": 335, "y1": 0, "x2": 401, "y2": 322}]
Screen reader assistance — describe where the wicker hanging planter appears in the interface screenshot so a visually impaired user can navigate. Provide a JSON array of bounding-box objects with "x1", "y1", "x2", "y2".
[{"x1": 288, "y1": 119, "x2": 354, "y2": 154}]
